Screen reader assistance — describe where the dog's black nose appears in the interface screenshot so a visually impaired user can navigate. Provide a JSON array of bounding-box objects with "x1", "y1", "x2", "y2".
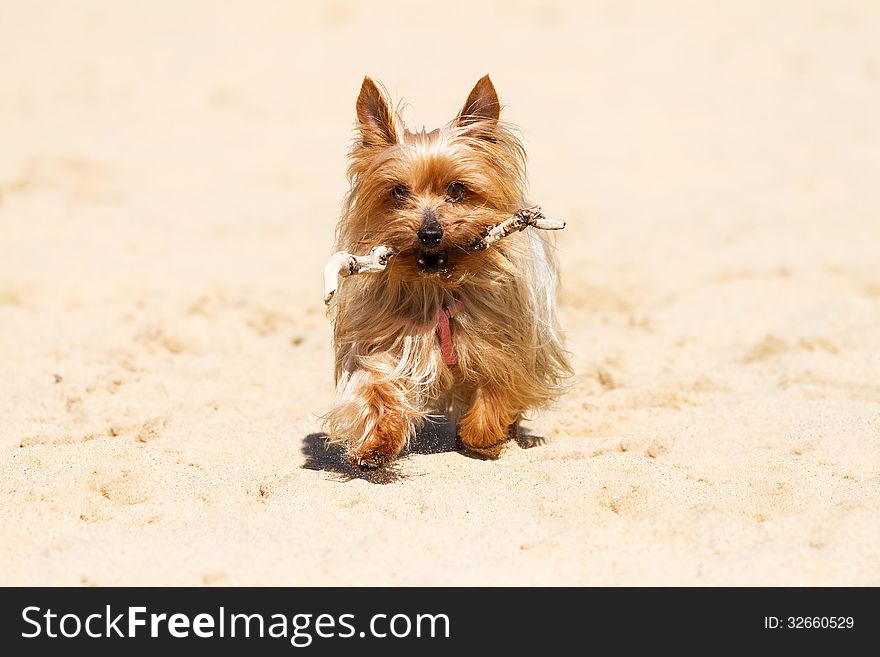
[{"x1": 417, "y1": 223, "x2": 443, "y2": 246}]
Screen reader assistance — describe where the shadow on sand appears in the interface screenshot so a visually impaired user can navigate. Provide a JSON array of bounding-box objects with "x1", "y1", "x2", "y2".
[{"x1": 301, "y1": 418, "x2": 547, "y2": 483}]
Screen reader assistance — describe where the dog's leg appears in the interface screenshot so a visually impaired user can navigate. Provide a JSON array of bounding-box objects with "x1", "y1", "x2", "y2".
[
  {"x1": 348, "y1": 377, "x2": 412, "y2": 470},
  {"x1": 457, "y1": 385, "x2": 522, "y2": 456},
  {"x1": 326, "y1": 363, "x2": 416, "y2": 470}
]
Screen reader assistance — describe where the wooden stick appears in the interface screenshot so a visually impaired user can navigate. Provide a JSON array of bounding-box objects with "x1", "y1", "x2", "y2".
[
  {"x1": 322, "y1": 206, "x2": 564, "y2": 304},
  {"x1": 471, "y1": 206, "x2": 565, "y2": 251},
  {"x1": 323, "y1": 245, "x2": 393, "y2": 304}
]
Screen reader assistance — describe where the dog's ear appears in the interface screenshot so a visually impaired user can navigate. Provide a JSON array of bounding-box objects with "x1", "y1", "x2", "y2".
[
  {"x1": 455, "y1": 75, "x2": 501, "y2": 127},
  {"x1": 356, "y1": 77, "x2": 397, "y2": 148}
]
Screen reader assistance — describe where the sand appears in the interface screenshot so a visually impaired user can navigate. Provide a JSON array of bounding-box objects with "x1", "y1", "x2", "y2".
[{"x1": 1, "y1": 0, "x2": 878, "y2": 586}]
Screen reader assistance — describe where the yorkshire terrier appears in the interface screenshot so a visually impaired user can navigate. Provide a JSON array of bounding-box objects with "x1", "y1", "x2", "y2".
[{"x1": 324, "y1": 75, "x2": 572, "y2": 469}]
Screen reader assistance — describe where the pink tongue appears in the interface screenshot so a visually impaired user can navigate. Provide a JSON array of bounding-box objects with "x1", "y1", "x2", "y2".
[{"x1": 437, "y1": 306, "x2": 457, "y2": 365}]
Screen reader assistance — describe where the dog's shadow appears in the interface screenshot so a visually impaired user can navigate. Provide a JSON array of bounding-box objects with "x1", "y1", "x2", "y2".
[{"x1": 301, "y1": 419, "x2": 546, "y2": 483}]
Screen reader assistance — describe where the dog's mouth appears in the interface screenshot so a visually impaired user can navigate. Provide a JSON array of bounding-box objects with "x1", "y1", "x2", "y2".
[{"x1": 415, "y1": 249, "x2": 449, "y2": 274}]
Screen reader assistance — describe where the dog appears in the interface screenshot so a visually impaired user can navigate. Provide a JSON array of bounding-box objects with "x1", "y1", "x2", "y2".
[{"x1": 324, "y1": 75, "x2": 572, "y2": 469}]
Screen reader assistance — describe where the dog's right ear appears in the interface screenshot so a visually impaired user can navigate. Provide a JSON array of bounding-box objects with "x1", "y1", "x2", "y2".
[{"x1": 356, "y1": 77, "x2": 397, "y2": 148}]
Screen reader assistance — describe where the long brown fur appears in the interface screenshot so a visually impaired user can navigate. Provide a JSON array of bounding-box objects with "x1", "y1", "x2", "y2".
[{"x1": 324, "y1": 75, "x2": 572, "y2": 469}]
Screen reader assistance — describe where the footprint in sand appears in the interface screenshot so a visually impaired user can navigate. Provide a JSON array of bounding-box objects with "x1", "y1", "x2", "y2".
[
  {"x1": 1, "y1": 157, "x2": 121, "y2": 204},
  {"x1": 90, "y1": 468, "x2": 150, "y2": 506},
  {"x1": 597, "y1": 482, "x2": 648, "y2": 516},
  {"x1": 136, "y1": 417, "x2": 168, "y2": 443},
  {"x1": 743, "y1": 334, "x2": 839, "y2": 363}
]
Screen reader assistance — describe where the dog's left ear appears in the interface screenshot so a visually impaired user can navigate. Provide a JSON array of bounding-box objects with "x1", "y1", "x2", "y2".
[{"x1": 455, "y1": 75, "x2": 501, "y2": 127}]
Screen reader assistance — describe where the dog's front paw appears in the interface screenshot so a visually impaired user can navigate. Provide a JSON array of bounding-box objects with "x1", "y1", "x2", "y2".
[
  {"x1": 457, "y1": 439, "x2": 505, "y2": 460},
  {"x1": 348, "y1": 424, "x2": 406, "y2": 471},
  {"x1": 350, "y1": 448, "x2": 391, "y2": 471}
]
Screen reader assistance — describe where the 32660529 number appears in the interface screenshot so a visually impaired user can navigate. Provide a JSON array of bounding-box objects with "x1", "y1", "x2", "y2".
[{"x1": 764, "y1": 616, "x2": 854, "y2": 629}]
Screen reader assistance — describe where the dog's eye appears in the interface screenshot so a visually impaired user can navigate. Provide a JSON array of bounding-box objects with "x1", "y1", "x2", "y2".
[
  {"x1": 391, "y1": 185, "x2": 409, "y2": 202},
  {"x1": 446, "y1": 182, "x2": 466, "y2": 202}
]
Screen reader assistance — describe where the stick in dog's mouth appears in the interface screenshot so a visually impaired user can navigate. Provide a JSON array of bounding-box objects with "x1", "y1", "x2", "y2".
[{"x1": 322, "y1": 206, "x2": 565, "y2": 305}]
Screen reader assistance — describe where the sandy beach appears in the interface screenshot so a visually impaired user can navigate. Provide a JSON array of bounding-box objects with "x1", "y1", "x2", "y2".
[{"x1": 1, "y1": 0, "x2": 878, "y2": 585}]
